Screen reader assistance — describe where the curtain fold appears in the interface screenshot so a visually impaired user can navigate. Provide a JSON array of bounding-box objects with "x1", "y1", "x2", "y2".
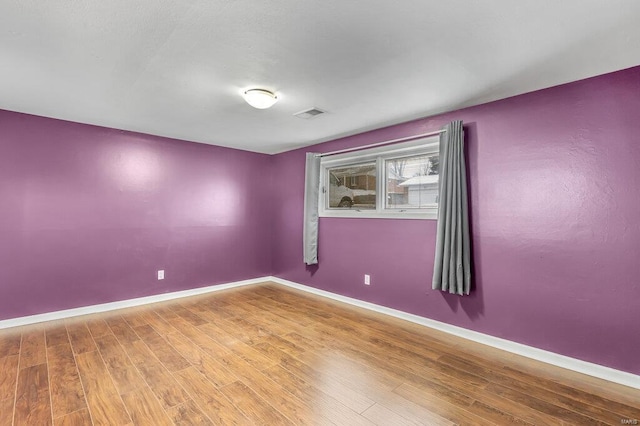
[
  {"x1": 303, "y1": 153, "x2": 321, "y2": 265},
  {"x1": 432, "y1": 120, "x2": 472, "y2": 295}
]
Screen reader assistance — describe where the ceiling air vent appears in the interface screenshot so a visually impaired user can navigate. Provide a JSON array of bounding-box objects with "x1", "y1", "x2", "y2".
[{"x1": 294, "y1": 107, "x2": 326, "y2": 119}]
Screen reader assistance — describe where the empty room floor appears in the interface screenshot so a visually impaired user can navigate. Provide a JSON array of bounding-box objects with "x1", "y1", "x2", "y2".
[{"x1": 0, "y1": 283, "x2": 638, "y2": 425}]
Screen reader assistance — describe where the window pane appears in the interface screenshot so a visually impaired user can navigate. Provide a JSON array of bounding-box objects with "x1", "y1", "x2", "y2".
[
  {"x1": 327, "y1": 163, "x2": 376, "y2": 209},
  {"x1": 386, "y1": 154, "x2": 439, "y2": 209}
]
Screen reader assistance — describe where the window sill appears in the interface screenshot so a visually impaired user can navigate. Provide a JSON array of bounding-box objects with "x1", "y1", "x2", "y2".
[{"x1": 319, "y1": 210, "x2": 437, "y2": 220}]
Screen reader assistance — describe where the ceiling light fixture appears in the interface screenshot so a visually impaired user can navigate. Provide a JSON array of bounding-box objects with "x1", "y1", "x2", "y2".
[{"x1": 242, "y1": 89, "x2": 278, "y2": 109}]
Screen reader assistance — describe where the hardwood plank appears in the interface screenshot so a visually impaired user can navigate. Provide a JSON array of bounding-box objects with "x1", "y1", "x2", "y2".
[
  {"x1": 0, "y1": 355, "x2": 19, "y2": 401},
  {"x1": 444, "y1": 376, "x2": 565, "y2": 425},
  {"x1": 401, "y1": 372, "x2": 477, "y2": 408},
  {"x1": 0, "y1": 333, "x2": 21, "y2": 358},
  {"x1": 94, "y1": 334, "x2": 147, "y2": 395},
  {"x1": 172, "y1": 366, "x2": 227, "y2": 406},
  {"x1": 473, "y1": 365, "x2": 629, "y2": 423},
  {"x1": 369, "y1": 388, "x2": 454, "y2": 426},
  {"x1": 245, "y1": 292, "x2": 317, "y2": 325},
  {"x1": 339, "y1": 317, "x2": 442, "y2": 362},
  {"x1": 65, "y1": 322, "x2": 97, "y2": 355},
  {"x1": 47, "y1": 342, "x2": 87, "y2": 418},
  {"x1": 136, "y1": 309, "x2": 166, "y2": 324},
  {"x1": 439, "y1": 351, "x2": 630, "y2": 422},
  {"x1": 166, "y1": 399, "x2": 214, "y2": 425},
  {"x1": 242, "y1": 295, "x2": 317, "y2": 329},
  {"x1": 54, "y1": 409, "x2": 92, "y2": 426},
  {"x1": 226, "y1": 339, "x2": 278, "y2": 371},
  {"x1": 261, "y1": 363, "x2": 377, "y2": 426},
  {"x1": 164, "y1": 331, "x2": 208, "y2": 365},
  {"x1": 296, "y1": 326, "x2": 484, "y2": 408},
  {"x1": 141, "y1": 311, "x2": 180, "y2": 336},
  {"x1": 121, "y1": 311, "x2": 149, "y2": 328},
  {"x1": 362, "y1": 403, "x2": 420, "y2": 426},
  {"x1": 244, "y1": 311, "x2": 306, "y2": 336},
  {"x1": 484, "y1": 382, "x2": 612, "y2": 425},
  {"x1": 279, "y1": 340, "x2": 461, "y2": 425},
  {"x1": 173, "y1": 367, "x2": 250, "y2": 425},
  {"x1": 307, "y1": 391, "x2": 377, "y2": 426},
  {"x1": 14, "y1": 364, "x2": 52, "y2": 425},
  {"x1": 250, "y1": 333, "x2": 307, "y2": 358},
  {"x1": 309, "y1": 319, "x2": 489, "y2": 391},
  {"x1": 254, "y1": 286, "x2": 334, "y2": 321},
  {"x1": 133, "y1": 324, "x2": 191, "y2": 372},
  {"x1": 164, "y1": 332, "x2": 238, "y2": 388},
  {"x1": 498, "y1": 364, "x2": 640, "y2": 420},
  {"x1": 251, "y1": 340, "x2": 294, "y2": 365},
  {"x1": 122, "y1": 340, "x2": 190, "y2": 409},
  {"x1": 281, "y1": 331, "x2": 334, "y2": 356},
  {"x1": 314, "y1": 299, "x2": 450, "y2": 356},
  {"x1": 75, "y1": 350, "x2": 131, "y2": 426},
  {"x1": 19, "y1": 328, "x2": 46, "y2": 369},
  {"x1": 0, "y1": 397, "x2": 14, "y2": 426},
  {"x1": 1, "y1": 283, "x2": 637, "y2": 425},
  {"x1": 182, "y1": 301, "x2": 235, "y2": 323},
  {"x1": 393, "y1": 382, "x2": 496, "y2": 426},
  {"x1": 196, "y1": 322, "x2": 241, "y2": 348},
  {"x1": 272, "y1": 348, "x2": 449, "y2": 425},
  {"x1": 450, "y1": 336, "x2": 639, "y2": 411},
  {"x1": 278, "y1": 353, "x2": 377, "y2": 413},
  {"x1": 500, "y1": 358, "x2": 640, "y2": 410},
  {"x1": 121, "y1": 386, "x2": 173, "y2": 426},
  {"x1": 216, "y1": 316, "x2": 273, "y2": 343},
  {"x1": 296, "y1": 348, "x2": 402, "y2": 394},
  {"x1": 229, "y1": 356, "x2": 321, "y2": 425},
  {"x1": 172, "y1": 306, "x2": 208, "y2": 326},
  {"x1": 45, "y1": 323, "x2": 70, "y2": 348},
  {"x1": 216, "y1": 352, "x2": 266, "y2": 384},
  {"x1": 153, "y1": 306, "x2": 183, "y2": 323},
  {"x1": 200, "y1": 298, "x2": 255, "y2": 319},
  {"x1": 466, "y1": 400, "x2": 535, "y2": 425},
  {"x1": 168, "y1": 318, "x2": 231, "y2": 357},
  {"x1": 85, "y1": 318, "x2": 112, "y2": 339},
  {"x1": 196, "y1": 356, "x2": 240, "y2": 389},
  {"x1": 106, "y1": 316, "x2": 140, "y2": 345},
  {"x1": 219, "y1": 381, "x2": 294, "y2": 425}
]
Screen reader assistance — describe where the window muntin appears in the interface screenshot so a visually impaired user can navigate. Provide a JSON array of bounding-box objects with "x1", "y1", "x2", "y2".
[{"x1": 319, "y1": 136, "x2": 439, "y2": 219}]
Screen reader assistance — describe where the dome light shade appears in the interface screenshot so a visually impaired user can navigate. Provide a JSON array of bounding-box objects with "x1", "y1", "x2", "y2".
[{"x1": 242, "y1": 89, "x2": 278, "y2": 109}]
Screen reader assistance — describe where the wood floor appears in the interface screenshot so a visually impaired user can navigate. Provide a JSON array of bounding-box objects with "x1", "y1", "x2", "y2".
[{"x1": 0, "y1": 283, "x2": 638, "y2": 425}]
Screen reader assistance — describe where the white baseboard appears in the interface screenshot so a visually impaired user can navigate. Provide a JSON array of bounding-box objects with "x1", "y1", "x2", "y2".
[
  {"x1": 2, "y1": 274, "x2": 637, "y2": 390},
  {"x1": 269, "y1": 276, "x2": 640, "y2": 390},
  {"x1": 0, "y1": 276, "x2": 269, "y2": 330}
]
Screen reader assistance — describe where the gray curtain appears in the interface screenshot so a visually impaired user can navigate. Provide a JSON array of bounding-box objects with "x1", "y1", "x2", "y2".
[
  {"x1": 432, "y1": 120, "x2": 471, "y2": 295},
  {"x1": 303, "y1": 153, "x2": 321, "y2": 265}
]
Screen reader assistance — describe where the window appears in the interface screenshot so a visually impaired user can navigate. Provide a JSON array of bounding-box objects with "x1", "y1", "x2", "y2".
[{"x1": 319, "y1": 136, "x2": 439, "y2": 219}]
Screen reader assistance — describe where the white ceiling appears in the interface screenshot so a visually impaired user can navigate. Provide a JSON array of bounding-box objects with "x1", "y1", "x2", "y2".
[{"x1": 1, "y1": 1, "x2": 639, "y2": 154}]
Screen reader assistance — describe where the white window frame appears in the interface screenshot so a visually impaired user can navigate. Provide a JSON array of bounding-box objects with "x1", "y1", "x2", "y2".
[{"x1": 319, "y1": 136, "x2": 439, "y2": 220}]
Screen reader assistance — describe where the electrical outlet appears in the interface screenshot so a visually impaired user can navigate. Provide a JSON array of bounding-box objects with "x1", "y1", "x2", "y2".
[
  {"x1": 157, "y1": 270, "x2": 165, "y2": 280},
  {"x1": 364, "y1": 274, "x2": 370, "y2": 285}
]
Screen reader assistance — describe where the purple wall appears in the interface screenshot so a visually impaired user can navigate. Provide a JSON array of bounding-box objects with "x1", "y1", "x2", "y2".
[
  {"x1": 2, "y1": 66, "x2": 639, "y2": 376},
  {"x1": 0, "y1": 110, "x2": 273, "y2": 320},
  {"x1": 271, "y1": 66, "x2": 640, "y2": 375}
]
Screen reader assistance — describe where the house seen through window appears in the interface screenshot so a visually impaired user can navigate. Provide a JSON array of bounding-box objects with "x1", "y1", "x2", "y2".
[{"x1": 320, "y1": 136, "x2": 439, "y2": 219}]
